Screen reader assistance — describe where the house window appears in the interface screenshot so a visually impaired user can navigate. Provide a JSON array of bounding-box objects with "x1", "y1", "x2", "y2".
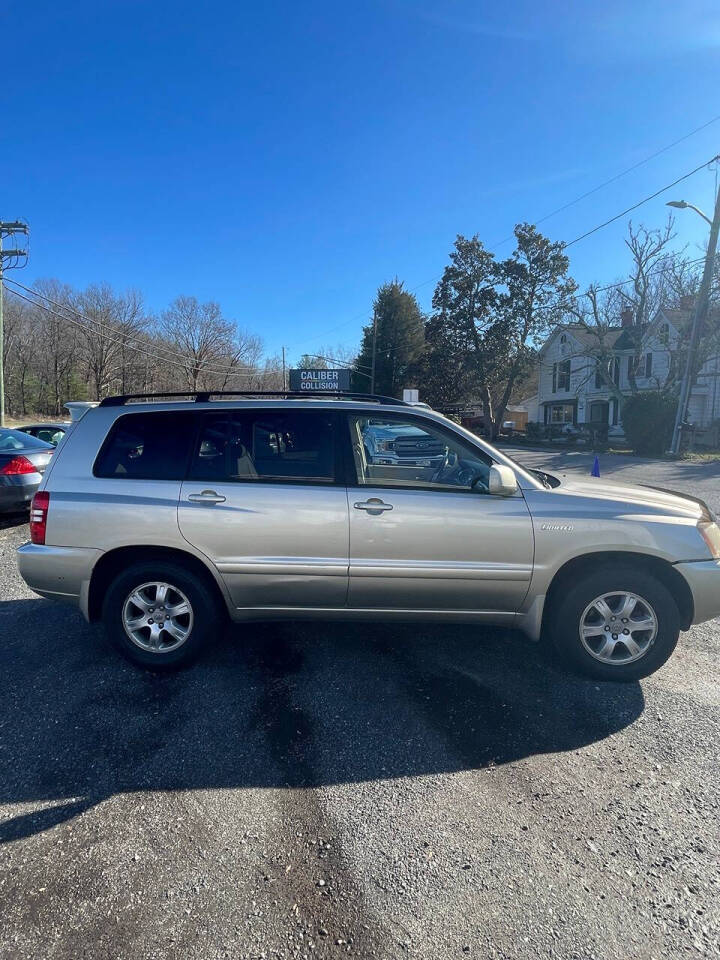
[
  {"x1": 549, "y1": 403, "x2": 575, "y2": 424},
  {"x1": 560, "y1": 334, "x2": 567, "y2": 344},
  {"x1": 554, "y1": 358, "x2": 570, "y2": 392},
  {"x1": 628, "y1": 353, "x2": 653, "y2": 380},
  {"x1": 595, "y1": 361, "x2": 604, "y2": 389},
  {"x1": 595, "y1": 357, "x2": 619, "y2": 389}
]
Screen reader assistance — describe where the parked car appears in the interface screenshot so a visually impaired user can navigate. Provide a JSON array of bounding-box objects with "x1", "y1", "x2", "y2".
[
  {"x1": 18, "y1": 422, "x2": 69, "y2": 446},
  {"x1": 17, "y1": 392, "x2": 720, "y2": 680},
  {"x1": 0, "y1": 428, "x2": 55, "y2": 513},
  {"x1": 362, "y1": 419, "x2": 446, "y2": 467}
]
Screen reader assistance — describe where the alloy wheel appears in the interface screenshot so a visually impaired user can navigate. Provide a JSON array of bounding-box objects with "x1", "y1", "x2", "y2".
[
  {"x1": 579, "y1": 591, "x2": 658, "y2": 665},
  {"x1": 122, "y1": 581, "x2": 194, "y2": 654}
]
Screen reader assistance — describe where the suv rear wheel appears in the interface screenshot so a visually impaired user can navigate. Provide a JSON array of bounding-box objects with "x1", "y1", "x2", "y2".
[
  {"x1": 550, "y1": 566, "x2": 680, "y2": 681},
  {"x1": 102, "y1": 561, "x2": 221, "y2": 668}
]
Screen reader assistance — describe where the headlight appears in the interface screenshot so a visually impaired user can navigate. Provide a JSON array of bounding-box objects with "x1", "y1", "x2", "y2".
[
  {"x1": 376, "y1": 440, "x2": 394, "y2": 451},
  {"x1": 698, "y1": 520, "x2": 720, "y2": 559}
]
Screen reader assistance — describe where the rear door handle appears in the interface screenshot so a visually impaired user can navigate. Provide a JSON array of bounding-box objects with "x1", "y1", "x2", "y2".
[
  {"x1": 354, "y1": 498, "x2": 393, "y2": 514},
  {"x1": 188, "y1": 489, "x2": 226, "y2": 504}
]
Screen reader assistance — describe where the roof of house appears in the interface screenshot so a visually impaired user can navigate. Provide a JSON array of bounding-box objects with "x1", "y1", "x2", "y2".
[
  {"x1": 543, "y1": 304, "x2": 720, "y2": 356},
  {"x1": 539, "y1": 323, "x2": 625, "y2": 355},
  {"x1": 657, "y1": 305, "x2": 720, "y2": 330}
]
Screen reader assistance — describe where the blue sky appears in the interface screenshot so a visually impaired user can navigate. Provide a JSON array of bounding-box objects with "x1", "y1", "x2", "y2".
[{"x1": 3, "y1": 0, "x2": 720, "y2": 364}]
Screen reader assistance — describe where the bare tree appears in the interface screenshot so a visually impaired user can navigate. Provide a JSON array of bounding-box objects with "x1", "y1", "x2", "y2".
[
  {"x1": 32, "y1": 280, "x2": 78, "y2": 416},
  {"x1": 158, "y1": 296, "x2": 262, "y2": 392},
  {"x1": 567, "y1": 219, "x2": 690, "y2": 408}
]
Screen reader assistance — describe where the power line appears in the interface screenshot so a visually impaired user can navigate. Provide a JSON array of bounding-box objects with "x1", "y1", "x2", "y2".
[
  {"x1": 4, "y1": 276, "x2": 263, "y2": 377},
  {"x1": 489, "y1": 115, "x2": 720, "y2": 249},
  {"x1": 296, "y1": 132, "x2": 720, "y2": 353},
  {"x1": 4, "y1": 279, "x2": 270, "y2": 380},
  {"x1": 5, "y1": 285, "x2": 274, "y2": 383},
  {"x1": 563, "y1": 155, "x2": 720, "y2": 249},
  {"x1": 302, "y1": 353, "x2": 371, "y2": 371},
  {"x1": 324, "y1": 152, "x2": 717, "y2": 363}
]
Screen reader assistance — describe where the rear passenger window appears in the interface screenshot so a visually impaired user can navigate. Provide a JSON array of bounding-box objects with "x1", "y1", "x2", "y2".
[
  {"x1": 94, "y1": 412, "x2": 195, "y2": 480},
  {"x1": 190, "y1": 410, "x2": 337, "y2": 484}
]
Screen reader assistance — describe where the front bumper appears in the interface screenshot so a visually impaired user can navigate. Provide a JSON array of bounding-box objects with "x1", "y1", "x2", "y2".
[
  {"x1": 675, "y1": 558, "x2": 720, "y2": 625},
  {"x1": 17, "y1": 543, "x2": 102, "y2": 618}
]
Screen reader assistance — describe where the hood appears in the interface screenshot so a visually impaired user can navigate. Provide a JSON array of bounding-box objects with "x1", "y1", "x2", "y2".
[
  {"x1": 365, "y1": 425, "x2": 426, "y2": 439},
  {"x1": 554, "y1": 475, "x2": 709, "y2": 521}
]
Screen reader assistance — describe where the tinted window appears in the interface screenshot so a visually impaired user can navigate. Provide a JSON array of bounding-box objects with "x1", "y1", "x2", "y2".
[
  {"x1": 190, "y1": 410, "x2": 337, "y2": 483},
  {"x1": 349, "y1": 414, "x2": 493, "y2": 493},
  {"x1": 94, "y1": 412, "x2": 195, "y2": 480}
]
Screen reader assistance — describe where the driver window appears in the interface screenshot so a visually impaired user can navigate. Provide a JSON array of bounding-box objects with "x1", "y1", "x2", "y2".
[{"x1": 348, "y1": 415, "x2": 492, "y2": 493}]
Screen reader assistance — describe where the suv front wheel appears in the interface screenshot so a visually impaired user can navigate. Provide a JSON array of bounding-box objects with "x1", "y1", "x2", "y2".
[
  {"x1": 102, "y1": 561, "x2": 221, "y2": 668},
  {"x1": 550, "y1": 566, "x2": 681, "y2": 681}
]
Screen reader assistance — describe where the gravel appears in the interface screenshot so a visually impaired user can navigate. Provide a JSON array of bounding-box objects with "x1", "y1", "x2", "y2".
[{"x1": 1, "y1": 455, "x2": 719, "y2": 958}]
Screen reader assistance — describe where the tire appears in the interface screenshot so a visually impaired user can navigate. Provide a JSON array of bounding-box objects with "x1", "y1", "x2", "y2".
[
  {"x1": 102, "y1": 561, "x2": 221, "y2": 669},
  {"x1": 550, "y1": 565, "x2": 680, "y2": 681}
]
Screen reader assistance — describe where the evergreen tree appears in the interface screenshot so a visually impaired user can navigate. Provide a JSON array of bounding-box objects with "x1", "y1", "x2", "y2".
[{"x1": 353, "y1": 280, "x2": 424, "y2": 396}]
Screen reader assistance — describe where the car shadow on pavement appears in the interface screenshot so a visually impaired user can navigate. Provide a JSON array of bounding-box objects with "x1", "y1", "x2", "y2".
[{"x1": 0, "y1": 598, "x2": 645, "y2": 842}]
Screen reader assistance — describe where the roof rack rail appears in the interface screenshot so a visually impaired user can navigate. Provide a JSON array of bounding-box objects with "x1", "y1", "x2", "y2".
[{"x1": 98, "y1": 390, "x2": 411, "y2": 407}]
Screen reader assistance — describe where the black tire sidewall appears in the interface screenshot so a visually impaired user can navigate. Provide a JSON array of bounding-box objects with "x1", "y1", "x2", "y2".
[
  {"x1": 102, "y1": 561, "x2": 219, "y2": 669},
  {"x1": 551, "y1": 566, "x2": 680, "y2": 681}
]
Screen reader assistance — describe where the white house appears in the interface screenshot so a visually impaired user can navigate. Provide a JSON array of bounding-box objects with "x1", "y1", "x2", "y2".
[{"x1": 528, "y1": 300, "x2": 720, "y2": 436}]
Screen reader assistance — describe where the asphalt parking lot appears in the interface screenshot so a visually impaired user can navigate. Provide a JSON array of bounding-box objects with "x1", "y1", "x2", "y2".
[{"x1": 1, "y1": 452, "x2": 719, "y2": 959}]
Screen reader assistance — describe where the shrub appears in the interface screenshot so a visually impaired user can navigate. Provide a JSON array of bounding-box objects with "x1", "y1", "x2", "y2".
[
  {"x1": 621, "y1": 392, "x2": 677, "y2": 456},
  {"x1": 526, "y1": 421, "x2": 544, "y2": 442}
]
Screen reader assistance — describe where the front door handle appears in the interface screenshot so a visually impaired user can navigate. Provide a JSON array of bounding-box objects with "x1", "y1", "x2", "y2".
[
  {"x1": 354, "y1": 498, "x2": 393, "y2": 514},
  {"x1": 188, "y1": 489, "x2": 226, "y2": 504}
]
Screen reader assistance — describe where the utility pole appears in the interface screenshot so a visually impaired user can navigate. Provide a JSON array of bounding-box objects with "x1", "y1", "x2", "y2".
[
  {"x1": 370, "y1": 311, "x2": 378, "y2": 393},
  {"x1": 0, "y1": 220, "x2": 30, "y2": 427},
  {"x1": 669, "y1": 182, "x2": 720, "y2": 455},
  {"x1": 281, "y1": 346, "x2": 286, "y2": 391}
]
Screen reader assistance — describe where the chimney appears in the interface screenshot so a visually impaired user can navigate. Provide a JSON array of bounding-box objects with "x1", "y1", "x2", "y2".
[
  {"x1": 621, "y1": 308, "x2": 633, "y2": 327},
  {"x1": 679, "y1": 294, "x2": 695, "y2": 311}
]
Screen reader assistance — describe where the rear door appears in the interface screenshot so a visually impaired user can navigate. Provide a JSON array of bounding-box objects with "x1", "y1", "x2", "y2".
[
  {"x1": 345, "y1": 412, "x2": 534, "y2": 612},
  {"x1": 178, "y1": 408, "x2": 349, "y2": 609}
]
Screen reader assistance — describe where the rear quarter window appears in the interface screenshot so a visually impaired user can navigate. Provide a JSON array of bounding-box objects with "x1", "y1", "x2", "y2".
[{"x1": 94, "y1": 412, "x2": 196, "y2": 480}]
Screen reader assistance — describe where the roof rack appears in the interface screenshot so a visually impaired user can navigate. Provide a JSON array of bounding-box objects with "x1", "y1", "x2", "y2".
[{"x1": 98, "y1": 390, "x2": 411, "y2": 407}]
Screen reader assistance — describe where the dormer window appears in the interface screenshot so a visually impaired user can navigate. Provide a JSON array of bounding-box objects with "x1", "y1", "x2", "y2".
[{"x1": 560, "y1": 334, "x2": 567, "y2": 344}]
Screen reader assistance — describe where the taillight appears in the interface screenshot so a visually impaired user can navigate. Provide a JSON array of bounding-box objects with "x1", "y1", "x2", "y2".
[
  {"x1": 30, "y1": 491, "x2": 50, "y2": 545},
  {"x1": 0, "y1": 455, "x2": 36, "y2": 475}
]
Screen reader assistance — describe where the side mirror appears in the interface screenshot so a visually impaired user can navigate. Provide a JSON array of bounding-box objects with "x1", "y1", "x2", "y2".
[{"x1": 488, "y1": 464, "x2": 518, "y2": 497}]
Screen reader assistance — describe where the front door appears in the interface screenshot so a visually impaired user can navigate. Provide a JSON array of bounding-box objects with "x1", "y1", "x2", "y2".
[
  {"x1": 178, "y1": 408, "x2": 348, "y2": 609},
  {"x1": 589, "y1": 400, "x2": 609, "y2": 424},
  {"x1": 345, "y1": 413, "x2": 534, "y2": 612}
]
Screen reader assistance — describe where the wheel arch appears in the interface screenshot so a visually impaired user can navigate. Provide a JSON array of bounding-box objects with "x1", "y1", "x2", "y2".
[
  {"x1": 88, "y1": 545, "x2": 230, "y2": 623},
  {"x1": 542, "y1": 551, "x2": 694, "y2": 634}
]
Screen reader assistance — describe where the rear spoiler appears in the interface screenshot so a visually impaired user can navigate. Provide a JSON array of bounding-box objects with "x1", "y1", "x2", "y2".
[{"x1": 64, "y1": 401, "x2": 99, "y2": 423}]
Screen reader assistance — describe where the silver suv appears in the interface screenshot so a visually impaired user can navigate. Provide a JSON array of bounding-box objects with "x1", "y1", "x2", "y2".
[{"x1": 17, "y1": 391, "x2": 720, "y2": 680}]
